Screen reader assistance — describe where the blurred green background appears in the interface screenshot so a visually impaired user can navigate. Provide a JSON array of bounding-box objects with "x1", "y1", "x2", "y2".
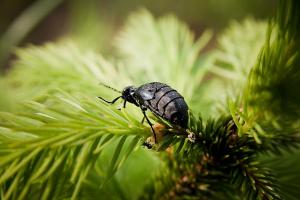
[
  {"x1": 0, "y1": 0, "x2": 275, "y2": 71},
  {"x1": 2, "y1": 1, "x2": 300, "y2": 200}
]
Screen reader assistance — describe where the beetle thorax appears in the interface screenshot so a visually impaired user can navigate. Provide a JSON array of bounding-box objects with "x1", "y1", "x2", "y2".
[{"x1": 122, "y1": 86, "x2": 137, "y2": 104}]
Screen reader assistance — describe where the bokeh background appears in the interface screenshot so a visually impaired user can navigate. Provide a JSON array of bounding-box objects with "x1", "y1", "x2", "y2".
[
  {"x1": 2, "y1": 1, "x2": 300, "y2": 200},
  {"x1": 0, "y1": 0, "x2": 276, "y2": 72}
]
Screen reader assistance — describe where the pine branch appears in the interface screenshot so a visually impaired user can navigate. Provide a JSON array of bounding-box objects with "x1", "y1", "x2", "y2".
[
  {"x1": 1, "y1": 42, "x2": 134, "y2": 111},
  {"x1": 211, "y1": 18, "x2": 267, "y2": 82},
  {"x1": 0, "y1": 92, "x2": 148, "y2": 199},
  {"x1": 1, "y1": 2, "x2": 300, "y2": 199},
  {"x1": 0, "y1": 9, "x2": 215, "y2": 199},
  {"x1": 142, "y1": 114, "x2": 296, "y2": 199},
  {"x1": 241, "y1": 0, "x2": 300, "y2": 135},
  {"x1": 115, "y1": 9, "x2": 213, "y2": 110},
  {"x1": 230, "y1": 160, "x2": 281, "y2": 200},
  {"x1": 262, "y1": 151, "x2": 300, "y2": 200},
  {"x1": 207, "y1": 19, "x2": 267, "y2": 117},
  {"x1": 121, "y1": 2, "x2": 300, "y2": 199}
]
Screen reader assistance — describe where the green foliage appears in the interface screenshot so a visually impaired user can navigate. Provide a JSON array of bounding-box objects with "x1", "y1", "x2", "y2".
[
  {"x1": 212, "y1": 18, "x2": 267, "y2": 85},
  {"x1": 1, "y1": 1, "x2": 300, "y2": 199},
  {"x1": 0, "y1": 10, "x2": 213, "y2": 199},
  {"x1": 241, "y1": 0, "x2": 300, "y2": 135},
  {"x1": 263, "y1": 151, "x2": 300, "y2": 200},
  {"x1": 0, "y1": 91, "x2": 150, "y2": 199},
  {"x1": 115, "y1": 9, "x2": 213, "y2": 108},
  {"x1": 0, "y1": 42, "x2": 131, "y2": 108},
  {"x1": 209, "y1": 18, "x2": 267, "y2": 116},
  {"x1": 142, "y1": 115, "x2": 299, "y2": 199}
]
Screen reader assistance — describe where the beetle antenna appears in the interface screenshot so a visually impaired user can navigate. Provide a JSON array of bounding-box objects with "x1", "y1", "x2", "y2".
[
  {"x1": 99, "y1": 83, "x2": 122, "y2": 93},
  {"x1": 98, "y1": 96, "x2": 122, "y2": 104}
]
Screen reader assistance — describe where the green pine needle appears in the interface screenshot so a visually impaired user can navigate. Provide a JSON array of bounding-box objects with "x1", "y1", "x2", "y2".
[
  {"x1": 1, "y1": 1, "x2": 300, "y2": 199},
  {"x1": 242, "y1": 0, "x2": 300, "y2": 136}
]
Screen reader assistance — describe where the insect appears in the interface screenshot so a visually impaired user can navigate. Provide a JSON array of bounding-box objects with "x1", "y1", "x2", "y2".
[{"x1": 98, "y1": 82, "x2": 189, "y2": 142}]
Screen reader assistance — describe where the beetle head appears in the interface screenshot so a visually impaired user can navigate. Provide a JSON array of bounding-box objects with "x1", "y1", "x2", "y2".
[{"x1": 122, "y1": 86, "x2": 138, "y2": 105}]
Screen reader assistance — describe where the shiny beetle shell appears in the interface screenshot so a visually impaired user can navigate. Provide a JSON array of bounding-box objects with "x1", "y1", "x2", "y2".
[
  {"x1": 134, "y1": 82, "x2": 189, "y2": 128},
  {"x1": 98, "y1": 82, "x2": 189, "y2": 142}
]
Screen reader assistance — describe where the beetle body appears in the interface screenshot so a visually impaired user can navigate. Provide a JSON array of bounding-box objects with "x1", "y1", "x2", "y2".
[
  {"x1": 98, "y1": 82, "x2": 189, "y2": 141},
  {"x1": 134, "y1": 82, "x2": 188, "y2": 128}
]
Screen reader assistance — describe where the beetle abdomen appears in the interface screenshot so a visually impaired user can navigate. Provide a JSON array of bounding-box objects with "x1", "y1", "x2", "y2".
[
  {"x1": 159, "y1": 97, "x2": 188, "y2": 128},
  {"x1": 137, "y1": 82, "x2": 189, "y2": 128}
]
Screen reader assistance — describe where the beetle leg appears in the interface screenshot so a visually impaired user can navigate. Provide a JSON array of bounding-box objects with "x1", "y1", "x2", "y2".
[
  {"x1": 142, "y1": 110, "x2": 157, "y2": 143},
  {"x1": 123, "y1": 100, "x2": 127, "y2": 108},
  {"x1": 141, "y1": 116, "x2": 145, "y2": 124},
  {"x1": 98, "y1": 96, "x2": 121, "y2": 104}
]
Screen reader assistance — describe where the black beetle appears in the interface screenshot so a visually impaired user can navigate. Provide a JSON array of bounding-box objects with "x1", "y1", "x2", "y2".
[{"x1": 98, "y1": 82, "x2": 189, "y2": 142}]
